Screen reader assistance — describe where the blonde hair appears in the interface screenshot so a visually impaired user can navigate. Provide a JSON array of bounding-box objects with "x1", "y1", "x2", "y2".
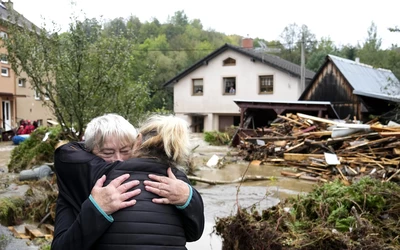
[
  {"x1": 84, "y1": 113, "x2": 138, "y2": 151},
  {"x1": 135, "y1": 115, "x2": 190, "y2": 165}
]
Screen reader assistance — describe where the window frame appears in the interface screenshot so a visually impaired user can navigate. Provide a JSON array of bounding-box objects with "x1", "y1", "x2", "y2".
[
  {"x1": 44, "y1": 82, "x2": 51, "y2": 100},
  {"x1": 0, "y1": 31, "x2": 8, "y2": 40},
  {"x1": 1, "y1": 67, "x2": 9, "y2": 77},
  {"x1": 192, "y1": 78, "x2": 204, "y2": 96},
  {"x1": 34, "y1": 88, "x2": 41, "y2": 100},
  {"x1": 18, "y1": 78, "x2": 26, "y2": 87},
  {"x1": 259, "y1": 75, "x2": 274, "y2": 94},
  {"x1": 223, "y1": 57, "x2": 236, "y2": 66},
  {"x1": 223, "y1": 77, "x2": 236, "y2": 95},
  {"x1": 0, "y1": 54, "x2": 8, "y2": 64}
]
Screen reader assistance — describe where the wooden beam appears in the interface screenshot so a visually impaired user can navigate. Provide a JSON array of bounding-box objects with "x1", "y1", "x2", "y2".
[
  {"x1": 297, "y1": 113, "x2": 337, "y2": 125},
  {"x1": 284, "y1": 153, "x2": 325, "y2": 161}
]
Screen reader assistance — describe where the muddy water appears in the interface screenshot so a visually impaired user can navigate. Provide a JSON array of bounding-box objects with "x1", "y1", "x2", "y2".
[
  {"x1": 187, "y1": 164, "x2": 316, "y2": 250},
  {"x1": 0, "y1": 137, "x2": 317, "y2": 250}
]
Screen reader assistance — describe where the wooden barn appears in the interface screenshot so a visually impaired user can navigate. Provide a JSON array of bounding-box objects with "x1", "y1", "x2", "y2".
[{"x1": 299, "y1": 55, "x2": 400, "y2": 121}]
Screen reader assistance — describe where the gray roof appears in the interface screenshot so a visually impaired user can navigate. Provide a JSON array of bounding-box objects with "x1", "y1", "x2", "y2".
[
  {"x1": 163, "y1": 43, "x2": 315, "y2": 87},
  {"x1": 232, "y1": 45, "x2": 316, "y2": 80},
  {"x1": 0, "y1": 2, "x2": 38, "y2": 30},
  {"x1": 329, "y1": 55, "x2": 400, "y2": 102}
]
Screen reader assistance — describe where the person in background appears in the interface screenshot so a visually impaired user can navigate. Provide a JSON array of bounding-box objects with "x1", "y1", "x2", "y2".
[
  {"x1": 33, "y1": 120, "x2": 38, "y2": 130},
  {"x1": 22, "y1": 120, "x2": 35, "y2": 135},
  {"x1": 12, "y1": 119, "x2": 29, "y2": 145},
  {"x1": 94, "y1": 114, "x2": 204, "y2": 249}
]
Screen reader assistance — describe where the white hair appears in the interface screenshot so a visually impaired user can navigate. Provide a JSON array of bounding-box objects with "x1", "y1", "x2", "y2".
[
  {"x1": 137, "y1": 115, "x2": 190, "y2": 165},
  {"x1": 84, "y1": 113, "x2": 138, "y2": 151}
]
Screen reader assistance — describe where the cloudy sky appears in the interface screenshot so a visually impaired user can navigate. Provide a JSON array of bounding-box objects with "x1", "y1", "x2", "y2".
[{"x1": 11, "y1": 0, "x2": 400, "y2": 49}]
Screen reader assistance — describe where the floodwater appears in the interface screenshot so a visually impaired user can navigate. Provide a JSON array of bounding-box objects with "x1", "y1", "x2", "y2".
[{"x1": 0, "y1": 136, "x2": 318, "y2": 250}]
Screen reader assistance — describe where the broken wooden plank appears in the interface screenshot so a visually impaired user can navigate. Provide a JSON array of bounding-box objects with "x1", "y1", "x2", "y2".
[
  {"x1": 7, "y1": 226, "x2": 30, "y2": 239},
  {"x1": 25, "y1": 226, "x2": 45, "y2": 240},
  {"x1": 285, "y1": 142, "x2": 305, "y2": 152},
  {"x1": 379, "y1": 132, "x2": 400, "y2": 137},
  {"x1": 43, "y1": 224, "x2": 54, "y2": 236},
  {"x1": 284, "y1": 153, "x2": 324, "y2": 161},
  {"x1": 297, "y1": 113, "x2": 337, "y2": 125},
  {"x1": 277, "y1": 115, "x2": 307, "y2": 127},
  {"x1": 248, "y1": 136, "x2": 297, "y2": 141},
  {"x1": 344, "y1": 137, "x2": 396, "y2": 151},
  {"x1": 250, "y1": 160, "x2": 262, "y2": 166},
  {"x1": 371, "y1": 125, "x2": 400, "y2": 132}
]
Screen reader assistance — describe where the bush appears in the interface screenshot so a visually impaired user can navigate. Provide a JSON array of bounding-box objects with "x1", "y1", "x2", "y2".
[
  {"x1": 204, "y1": 131, "x2": 231, "y2": 146},
  {"x1": 8, "y1": 126, "x2": 65, "y2": 173}
]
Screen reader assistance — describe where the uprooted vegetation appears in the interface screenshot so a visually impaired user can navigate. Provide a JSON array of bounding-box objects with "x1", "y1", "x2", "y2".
[
  {"x1": 0, "y1": 178, "x2": 58, "y2": 226},
  {"x1": 214, "y1": 177, "x2": 400, "y2": 250},
  {"x1": 7, "y1": 126, "x2": 66, "y2": 173}
]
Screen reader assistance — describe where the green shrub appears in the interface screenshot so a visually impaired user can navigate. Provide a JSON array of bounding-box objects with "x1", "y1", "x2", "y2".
[
  {"x1": 8, "y1": 126, "x2": 65, "y2": 173},
  {"x1": 204, "y1": 131, "x2": 231, "y2": 146}
]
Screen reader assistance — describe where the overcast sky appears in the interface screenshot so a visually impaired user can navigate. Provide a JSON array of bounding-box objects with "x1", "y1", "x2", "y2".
[{"x1": 11, "y1": 0, "x2": 400, "y2": 49}]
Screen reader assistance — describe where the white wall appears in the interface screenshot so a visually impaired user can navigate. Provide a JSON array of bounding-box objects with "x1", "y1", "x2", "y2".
[{"x1": 173, "y1": 50, "x2": 301, "y2": 130}]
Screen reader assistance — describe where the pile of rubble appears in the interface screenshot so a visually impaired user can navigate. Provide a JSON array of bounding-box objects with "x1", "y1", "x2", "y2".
[{"x1": 235, "y1": 113, "x2": 400, "y2": 184}]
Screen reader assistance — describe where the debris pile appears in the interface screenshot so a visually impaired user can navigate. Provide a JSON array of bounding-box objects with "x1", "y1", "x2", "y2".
[
  {"x1": 235, "y1": 113, "x2": 400, "y2": 183},
  {"x1": 215, "y1": 177, "x2": 400, "y2": 250}
]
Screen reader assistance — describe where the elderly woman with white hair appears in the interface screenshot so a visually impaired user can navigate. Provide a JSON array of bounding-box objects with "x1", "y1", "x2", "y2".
[
  {"x1": 93, "y1": 114, "x2": 205, "y2": 249},
  {"x1": 52, "y1": 114, "x2": 204, "y2": 250}
]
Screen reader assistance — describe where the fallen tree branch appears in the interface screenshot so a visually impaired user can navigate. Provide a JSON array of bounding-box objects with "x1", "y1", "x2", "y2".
[{"x1": 187, "y1": 175, "x2": 276, "y2": 185}]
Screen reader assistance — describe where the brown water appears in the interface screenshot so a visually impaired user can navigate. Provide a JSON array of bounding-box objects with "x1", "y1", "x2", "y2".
[
  {"x1": 187, "y1": 163, "x2": 316, "y2": 250},
  {"x1": 0, "y1": 138, "x2": 317, "y2": 250}
]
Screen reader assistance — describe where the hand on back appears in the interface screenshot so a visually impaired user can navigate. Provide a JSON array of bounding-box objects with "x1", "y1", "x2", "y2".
[{"x1": 91, "y1": 174, "x2": 141, "y2": 214}]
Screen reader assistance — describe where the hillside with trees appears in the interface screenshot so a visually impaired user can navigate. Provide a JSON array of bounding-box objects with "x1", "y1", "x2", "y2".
[{"x1": 3, "y1": 10, "x2": 399, "y2": 138}]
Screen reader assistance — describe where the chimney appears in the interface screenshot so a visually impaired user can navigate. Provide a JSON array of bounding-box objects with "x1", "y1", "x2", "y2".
[
  {"x1": 241, "y1": 37, "x2": 253, "y2": 49},
  {"x1": 5, "y1": 1, "x2": 13, "y2": 10},
  {"x1": 355, "y1": 57, "x2": 360, "y2": 63}
]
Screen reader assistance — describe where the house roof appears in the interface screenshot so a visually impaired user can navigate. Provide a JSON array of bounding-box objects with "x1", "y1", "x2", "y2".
[
  {"x1": 233, "y1": 99, "x2": 340, "y2": 119},
  {"x1": 300, "y1": 54, "x2": 400, "y2": 102},
  {"x1": 0, "y1": 2, "x2": 38, "y2": 30},
  {"x1": 163, "y1": 43, "x2": 315, "y2": 87}
]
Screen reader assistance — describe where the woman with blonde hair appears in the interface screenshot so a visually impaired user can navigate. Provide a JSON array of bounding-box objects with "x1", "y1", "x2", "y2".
[{"x1": 93, "y1": 114, "x2": 204, "y2": 249}]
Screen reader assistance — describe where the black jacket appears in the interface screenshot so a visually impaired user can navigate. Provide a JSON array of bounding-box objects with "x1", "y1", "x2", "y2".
[
  {"x1": 52, "y1": 142, "x2": 204, "y2": 250},
  {"x1": 95, "y1": 158, "x2": 204, "y2": 250}
]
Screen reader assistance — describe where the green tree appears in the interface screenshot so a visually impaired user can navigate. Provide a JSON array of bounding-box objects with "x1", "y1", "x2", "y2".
[
  {"x1": 279, "y1": 23, "x2": 317, "y2": 65},
  {"x1": 307, "y1": 37, "x2": 338, "y2": 71},
  {"x1": 3, "y1": 14, "x2": 151, "y2": 139},
  {"x1": 357, "y1": 22, "x2": 384, "y2": 67}
]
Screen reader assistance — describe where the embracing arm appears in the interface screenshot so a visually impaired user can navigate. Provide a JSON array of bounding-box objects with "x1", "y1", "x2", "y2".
[
  {"x1": 176, "y1": 185, "x2": 205, "y2": 242},
  {"x1": 52, "y1": 174, "x2": 141, "y2": 250},
  {"x1": 51, "y1": 196, "x2": 113, "y2": 250}
]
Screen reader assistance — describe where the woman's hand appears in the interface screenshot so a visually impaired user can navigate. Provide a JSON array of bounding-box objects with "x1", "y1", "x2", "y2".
[
  {"x1": 144, "y1": 168, "x2": 189, "y2": 206},
  {"x1": 91, "y1": 174, "x2": 141, "y2": 214}
]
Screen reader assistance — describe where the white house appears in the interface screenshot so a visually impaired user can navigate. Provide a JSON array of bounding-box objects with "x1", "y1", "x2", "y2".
[{"x1": 163, "y1": 39, "x2": 315, "y2": 132}]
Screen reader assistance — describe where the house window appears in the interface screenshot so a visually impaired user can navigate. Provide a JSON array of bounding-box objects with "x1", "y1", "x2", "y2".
[
  {"x1": 34, "y1": 88, "x2": 40, "y2": 100},
  {"x1": 223, "y1": 77, "x2": 236, "y2": 94},
  {"x1": 223, "y1": 57, "x2": 236, "y2": 66},
  {"x1": 44, "y1": 82, "x2": 51, "y2": 100},
  {"x1": 193, "y1": 79, "x2": 203, "y2": 95},
  {"x1": 18, "y1": 78, "x2": 26, "y2": 87},
  {"x1": 0, "y1": 54, "x2": 7, "y2": 64},
  {"x1": 37, "y1": 119, "x2": 43, "y2": 126},
  {"x1": 1, "y1": 67, "x2": 9, "y2": 76},
  {"x1": 0, "y1": 31, "x2": 8, "y2": 39},
  {"x1": 259, "y1": 75, "x2": 274, "y2": 94}
]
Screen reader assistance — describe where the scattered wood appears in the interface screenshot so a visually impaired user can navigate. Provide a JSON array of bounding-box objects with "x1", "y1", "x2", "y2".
[
  {"x1": 188, "y1": 175, "x2": 275, "y2": 185},
  {"x1": 232, "y1": 114, "x2": 400, "y2": 184}
]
